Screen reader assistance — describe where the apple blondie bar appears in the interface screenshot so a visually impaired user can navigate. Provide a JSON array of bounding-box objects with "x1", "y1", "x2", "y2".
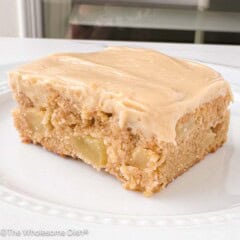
[{"x1": 9, "y1": 47, "x2": 232, "y2": 196}]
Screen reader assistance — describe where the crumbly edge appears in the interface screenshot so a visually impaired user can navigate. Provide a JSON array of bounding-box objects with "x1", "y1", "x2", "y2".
[{"x1": 10, "y1": 78, "x2": 231, "y2": 196}]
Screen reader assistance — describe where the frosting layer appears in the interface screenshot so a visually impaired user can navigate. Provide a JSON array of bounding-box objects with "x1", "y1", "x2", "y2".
[{"x1": 10, "y1": 47, "x2": 231, "y2": 143}]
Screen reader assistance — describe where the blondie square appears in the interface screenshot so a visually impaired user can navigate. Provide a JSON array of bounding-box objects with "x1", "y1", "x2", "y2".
[{"x1": 9, "y1": 47, "x2": 232, "y2": 196}]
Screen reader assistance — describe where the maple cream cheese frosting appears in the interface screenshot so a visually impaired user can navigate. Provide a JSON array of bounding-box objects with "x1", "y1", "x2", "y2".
[{"x1": 9, "y1": 46, "x2": 231, "y2": 143}]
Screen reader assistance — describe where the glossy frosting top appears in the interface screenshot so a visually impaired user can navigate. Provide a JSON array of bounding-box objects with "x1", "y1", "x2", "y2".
[{"x1": 11, "y1": 47, "x2": 231, "y2": 143}]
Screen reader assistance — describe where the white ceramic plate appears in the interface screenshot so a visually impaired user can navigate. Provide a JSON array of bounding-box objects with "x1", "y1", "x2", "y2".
[{"x1": 0, "y1": 62, "x2": 240, "y2": 227}]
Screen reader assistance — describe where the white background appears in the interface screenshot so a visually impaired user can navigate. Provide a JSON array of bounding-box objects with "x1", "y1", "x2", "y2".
[{"x1": 0, "y1": 0, "x2": 20, "y2": 37}]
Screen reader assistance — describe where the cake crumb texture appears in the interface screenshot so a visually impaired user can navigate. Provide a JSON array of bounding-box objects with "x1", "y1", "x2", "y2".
[{"x1": 12, "y1": 91, "x2": 230, "y2": 196}]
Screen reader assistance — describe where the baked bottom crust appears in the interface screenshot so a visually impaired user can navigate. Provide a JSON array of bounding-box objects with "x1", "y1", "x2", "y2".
[{"x1": 12, "y1": 90, "x2": 230, "y2": 196}]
